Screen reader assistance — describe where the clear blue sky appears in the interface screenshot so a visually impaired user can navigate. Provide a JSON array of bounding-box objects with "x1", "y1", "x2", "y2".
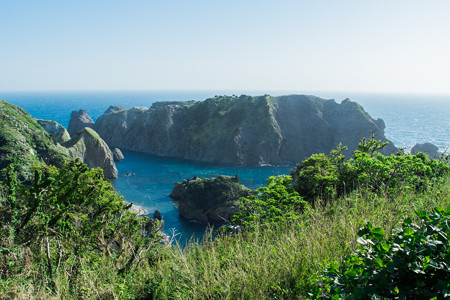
[{"x1": 1, "y1": 0, "x2": 449, "y2": 94}]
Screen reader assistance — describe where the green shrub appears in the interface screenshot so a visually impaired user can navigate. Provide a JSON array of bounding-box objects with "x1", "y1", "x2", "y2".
[
  {"x1": 0, "y1": 159, "x2": 163, "y2": 296},
  {"x1": 316, "y1": 207, "x2": 450, "y2": 299},
  {"x1": 232, "y1": 175, "x2": 309, "y2": 228},
  {"x1": 292, "y1": 136, "x2": 449, "y2": 205}
]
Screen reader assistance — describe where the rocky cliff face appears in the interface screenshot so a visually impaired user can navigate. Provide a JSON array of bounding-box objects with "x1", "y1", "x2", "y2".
[
  {"x1": 37, "y1": 119, "x2": 71, "y2": 143},
  {"x1": 68, "y1": 109, "x2": 94, "y2": 136},
  {"x1": 62, "y1": 128, "x2": 118, "y2": 179},
  {"x1": 88, "y1": 94, "x2": 397, "y2": 165}
]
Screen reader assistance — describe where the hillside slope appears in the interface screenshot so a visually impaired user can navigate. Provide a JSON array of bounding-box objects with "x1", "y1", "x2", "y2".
[{"x1": 0, "y1": 100, "x2": 70, "y2": 181}]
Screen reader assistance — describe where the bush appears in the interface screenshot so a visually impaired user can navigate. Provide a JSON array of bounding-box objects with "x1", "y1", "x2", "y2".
[
  {"x1": 316, "y1": 207, "x2": 450, "y2": 299},
  {"x1": 291, "y1": 136, "x2": 449, "y2": 205},
  {"x1": 0, "y1": 159, "x2": 163, "y2": 296},
  {"x1": 232, "y1": 175, "x2": 308, "y2": 228}
]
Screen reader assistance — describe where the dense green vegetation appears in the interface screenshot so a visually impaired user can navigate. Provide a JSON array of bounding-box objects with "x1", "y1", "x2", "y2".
[
  {"x1": 1, "y1": 137, "x2": 449, "y2": 299},
  {"x1": 0, "y1": 100, "x2": 70, "y2": 182},
  {"x1": 181, "y1": 95, "x2": 277, "y2": 150},
  {"x1": 0, "y1": 160, "x2": 164, "y2": 299}
]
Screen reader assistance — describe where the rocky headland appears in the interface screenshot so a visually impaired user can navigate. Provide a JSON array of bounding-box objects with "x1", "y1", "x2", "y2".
[
  {"x1": 62, "y1": 128, "x2": 118, "y2": 179},
  {"x1": 0, "y1": 100, "x2": 118, "y2": 180},
  {"x1": 76, "y1": 94, "x2": 397, "y2": 166}
]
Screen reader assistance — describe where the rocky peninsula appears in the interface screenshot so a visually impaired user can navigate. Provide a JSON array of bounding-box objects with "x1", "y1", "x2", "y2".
[{"x1": 73, "y1": 94, "x2": 397, "y2": 165}]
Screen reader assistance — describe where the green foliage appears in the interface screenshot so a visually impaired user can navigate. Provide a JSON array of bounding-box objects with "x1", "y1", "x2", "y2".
[
  {"x1": 181, "y1": 95, "x2": 275, "y2": 150},
  {"x1": 317, "y1": 207, "x2": 450, "y2": 299},
  {"x1": 292, "y1": 136, "x2": 449, "y2": 205},
  {"x1": 1, "y1": 134, "x2": 449, "y2": 298},
  {"x1": 0, "y1": 159, "x2": 164, "y2": 297},
  {"x1": 182, "y1": 175, "x2": 249, "y2": 209},
  {"x1": 232, "y1": 175, "x2": 309, "y2": 228},
  {"x1": 291, "y1": 144, "x2": 353, "y2": 205},
  {"x1": 0, "y1": 100, "x2": 70, "y2": 181}
]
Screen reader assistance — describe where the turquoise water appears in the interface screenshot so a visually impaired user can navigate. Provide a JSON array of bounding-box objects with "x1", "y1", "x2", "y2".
[
  {"x1": 2, "y1": 90, "x2": 449, "y2": 242},
  {"x1": 112, "y1": 151, "x2": 289, "y2": 242}
]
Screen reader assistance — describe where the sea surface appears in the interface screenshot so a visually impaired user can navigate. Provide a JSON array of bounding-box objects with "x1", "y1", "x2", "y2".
[{"x1": 2, "y1": 90, "x2": 449, "y2": 243}]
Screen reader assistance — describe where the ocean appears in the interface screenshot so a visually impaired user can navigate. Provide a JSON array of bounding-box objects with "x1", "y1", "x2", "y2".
[{"x1": 2, "y1": 91, "x2": 449, "y2": 243}]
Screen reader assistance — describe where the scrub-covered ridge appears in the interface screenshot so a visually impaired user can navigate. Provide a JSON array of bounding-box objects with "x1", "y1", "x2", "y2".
[{"x1": 0, "y1": 100, "x2": 70, "y2": 181}]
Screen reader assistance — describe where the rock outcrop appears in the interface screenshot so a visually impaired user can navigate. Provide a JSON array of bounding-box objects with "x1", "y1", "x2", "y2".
[
  {"x1": 90, "y1": 95, "x2": 397, "y2": 165},
  {"x1": 169, "y1": 175, "x2": 249, "y2": 224},
  {"x1": 62, "y1": 128, "x2": 118, "y2": 179},
  {"x1": 111, "y1": 147, "x2": 124, "y2": 162},
  {"x1": 68, "y1": 109, "x2": 94, "y2": 136},
  {"x1": 37, "y1": 119, "x2": 71, "y2": 143},
  {"x1": 0, "y1": 100, "x2": 70, "y2": 181},
  {"x1": 411, "y1": 143, "x2": 441, "y2": 159}
]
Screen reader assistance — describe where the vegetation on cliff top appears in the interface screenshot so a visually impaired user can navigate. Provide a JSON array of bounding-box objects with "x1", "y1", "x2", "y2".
[{"x1": 182, "y1": 95, "x2": 276, "y2": 150}]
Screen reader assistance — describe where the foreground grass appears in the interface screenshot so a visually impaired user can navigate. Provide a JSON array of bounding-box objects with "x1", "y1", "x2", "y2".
[
  {"x1": 145, "y1": 178, "x2": 450, "y2": 299},
  {"x1": 2, "y1": 177, "x2": 449, "y2": 299}
]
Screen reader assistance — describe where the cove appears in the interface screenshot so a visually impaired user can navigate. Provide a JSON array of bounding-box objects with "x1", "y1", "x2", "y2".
[{"x1": 111, "y1": 151, "x2": 291, "y2": 244}]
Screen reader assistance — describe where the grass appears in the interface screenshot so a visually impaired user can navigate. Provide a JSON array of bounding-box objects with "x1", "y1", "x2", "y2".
[
  {"x1": 1, "y1": 175, "x2": 448, "y2": 299},
  {"x1": 142, "y1": 176, "x2": 449, "y2": 299}
]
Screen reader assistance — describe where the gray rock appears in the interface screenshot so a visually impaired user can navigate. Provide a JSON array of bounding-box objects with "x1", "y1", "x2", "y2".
[
  {"x1": 111, "y1": 147, "x2": 124, "y2": 162},
  {"x1": 37, "y1": 119, "x2": 71, "y2": 143},
  {"x1": 62, "y1": 128, "x2": 118, "y2": 179},
  {"x1": 91, "y1": 95, "x2": 397, "y2": 165},
  {"x1": 104, "y1": 105, "x2": 126, "y2": 115},
  {"x1": 128, "y1": 204, "x2": 148, "y2": 216},
  {"x1": 170, "y1": 175, "x2": 249, "y2": 224},
  {"x1": 411, "y1": 143, "x2": 441, "y2": 159},
  {"x1": 68, "y1": 109, "x2": 94, "y2": 136},
  {"x1": 154, "y1": 210, "x2": 162, "y2": 221}
]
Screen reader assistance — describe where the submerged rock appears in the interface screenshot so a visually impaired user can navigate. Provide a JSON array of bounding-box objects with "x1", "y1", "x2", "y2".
[
  {"x1": 90, "y1": 94, "x2": 397, "y2": 165},
  {"x1": 62, "y1": 128, "x2": 118, "y2": 179},
  {"x1": 37, "y1": 119, "x2": 71, "y2": 143},
  {"x1": 170, "y1": 175, "x2": 249, "y2": 224},
  {"x1": 68, "y1": 109, "x2": 94, "y2": 136}
]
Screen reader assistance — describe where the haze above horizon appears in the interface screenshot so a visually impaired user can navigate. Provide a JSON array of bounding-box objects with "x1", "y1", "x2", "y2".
[{"x1": 1, "y1": 1, "x2": 449, "y2": 95}]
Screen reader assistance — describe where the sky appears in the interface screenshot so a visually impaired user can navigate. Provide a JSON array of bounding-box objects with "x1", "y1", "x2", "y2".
[{"x1": 1, "y1": 1, "x2": 450, "y2": 94}]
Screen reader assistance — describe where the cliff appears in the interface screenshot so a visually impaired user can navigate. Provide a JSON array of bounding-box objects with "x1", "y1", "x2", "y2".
[
  {"x1": 37, "y1": 119, "x2": 71, "y2": 143},
  {"x1": 0, "y1": 100, "x2": 70, "y2": 181},
  {"x1": 62, "y1": 128, "x2": 118, "y2": 179},
  {"x1": 68, "y1": 109, "x2": 94, "y2": 136},
  {"x1": 78, "y1": 94, "x2": 397, "y2": 165}
]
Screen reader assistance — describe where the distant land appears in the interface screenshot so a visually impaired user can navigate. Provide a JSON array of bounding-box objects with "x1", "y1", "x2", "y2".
[{"x1": 69, "y1": 94, "x2": 397, "y2": 165}]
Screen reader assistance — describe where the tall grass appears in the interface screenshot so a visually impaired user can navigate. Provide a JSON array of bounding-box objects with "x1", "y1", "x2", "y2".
[
  {"x1": 1, "y1": 177, "x2": 448, "y2": 299},
  {"x1": 144, "y1": 177, "x2": 449, "y2": 299}
]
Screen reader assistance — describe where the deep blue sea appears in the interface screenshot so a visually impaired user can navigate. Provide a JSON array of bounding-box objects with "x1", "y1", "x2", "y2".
[{"x1": 2, "y1": 90, "x2": 449, "y2": 243}]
